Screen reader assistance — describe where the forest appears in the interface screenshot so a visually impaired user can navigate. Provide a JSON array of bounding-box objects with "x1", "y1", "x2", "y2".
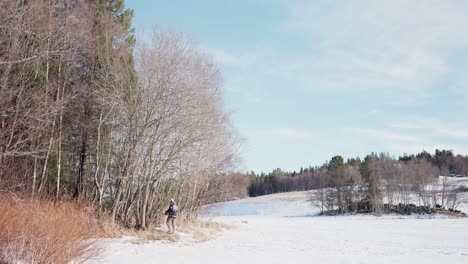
[
  {"x1": 0, "y1": 0, "x2": 241, "y2": 229},
  {"x1": 249, "y1": 149, "x2": 468, "y2": 215}
]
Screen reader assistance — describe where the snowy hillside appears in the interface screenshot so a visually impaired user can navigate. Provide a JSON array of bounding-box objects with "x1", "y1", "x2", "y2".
[
  {"x1": 202, "y1": 191, "x2": 318, "y2": 217},
  {"x1": 92, "y1": 180, "x2": 468, "y2": 264},
  {"x1": 202, "y1": 176, "x2": 468, "y2": 217}
]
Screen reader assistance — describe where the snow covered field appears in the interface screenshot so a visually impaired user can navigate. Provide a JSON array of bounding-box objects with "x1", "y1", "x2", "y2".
[{"x1": 92, "y1": 179, "x2": 468, "y2": 264}]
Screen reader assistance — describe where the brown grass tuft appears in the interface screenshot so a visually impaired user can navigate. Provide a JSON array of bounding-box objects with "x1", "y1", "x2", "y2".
[
  {"x1": 179, "y1": 220, "x2": 233, "y2": 243},
  {"x1": 130, "y1": 229, "x2": 181, "y2": 244},
  {"x1": 0, "y1": 193, "x2": 104, "y2": 264},
  {"x1": 124, "y1": 219, "x2": 233, "y2": 244}
]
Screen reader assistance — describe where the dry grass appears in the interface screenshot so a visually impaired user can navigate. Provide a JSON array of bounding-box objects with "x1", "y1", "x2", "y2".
[
  {"x1": 179, "y1": 219, "x2": 233, "y2": 243},
  {"x1": 129, "y1": 229, "x2": 181, "y2": 244},
  {"x1": 186, "y1": 219, "x2": 233, "y2": 232},
  {"x1": 0, "y1": 193, "x2": 104, "y2": 264},
  {"x1": 123, "y1": 219, "x2": 233, "y2": 245}
]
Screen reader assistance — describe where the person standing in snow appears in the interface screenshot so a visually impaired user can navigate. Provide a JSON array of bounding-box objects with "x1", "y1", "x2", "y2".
[{"x1": 165, "y1": 198, "x2": 178, "y2": 233}]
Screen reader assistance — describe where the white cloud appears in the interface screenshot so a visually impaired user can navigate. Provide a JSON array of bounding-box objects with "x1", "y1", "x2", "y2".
[
  {"x1": 364, "y1": 109, "x2": 378, "y2": 117},
  {"x1": 351, "y1": 128, "x2": 421, "y2": 142},
  {"x1": 389, "y1": 118, "x2": 468, "y2": 139},
  {"x1": 262, "y1": 128, "x2": 313, "y2": 140},
  {"x1": 203, "y1": 47, "x2": 257, "y2": 68},
  {"x1": 223, "y1": 76, "x2": 274, "y2": 106},
  {"x1": 275, "y1": 0, "x2": 468, "y2": 93},
  {"x1": 439, "y1": 129, "x2": 468, "y2": 139},
  {"x1": 389, "y1": 122, "x2": 421, "y2": 130}
]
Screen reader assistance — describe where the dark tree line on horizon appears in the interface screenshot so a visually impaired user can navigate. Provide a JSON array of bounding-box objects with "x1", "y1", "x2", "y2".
[{"x1": 248, "y1": 149, "x2": 468, "y2": 198}]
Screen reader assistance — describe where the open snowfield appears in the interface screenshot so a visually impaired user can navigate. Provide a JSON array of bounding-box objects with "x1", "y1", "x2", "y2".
[{"x1": 92, "y1": 178, "x2": 468, "y2": 264}]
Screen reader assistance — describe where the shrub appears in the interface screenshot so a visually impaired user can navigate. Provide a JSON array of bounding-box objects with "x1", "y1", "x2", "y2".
[{"x1": 0, "y1": 194, "x2": 103, "y2": 264}]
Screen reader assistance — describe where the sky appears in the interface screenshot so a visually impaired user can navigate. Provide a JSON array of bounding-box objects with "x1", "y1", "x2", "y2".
[{"x1": 127, "y1": 0, "x2": 468, "y2": 173}]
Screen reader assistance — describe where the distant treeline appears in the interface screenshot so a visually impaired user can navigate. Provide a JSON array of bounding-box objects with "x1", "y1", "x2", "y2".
[{"x1": 248, "y1": 149, "x2": 468, "y2": 197}]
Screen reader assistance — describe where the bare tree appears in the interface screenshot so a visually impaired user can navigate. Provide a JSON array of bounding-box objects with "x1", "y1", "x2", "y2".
[{"x1": 104, "y1": 30, "x2": 241, "y2": 228}]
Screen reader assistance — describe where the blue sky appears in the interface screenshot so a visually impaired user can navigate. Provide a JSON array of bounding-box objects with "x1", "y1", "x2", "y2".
[{"x1": 127, "y1": 0, "x2": 468, "y2": 173}]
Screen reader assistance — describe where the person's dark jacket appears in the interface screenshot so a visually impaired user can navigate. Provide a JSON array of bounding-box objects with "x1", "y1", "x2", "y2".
[{"x1": 165, "y1": 204, "x2": 178, "y2": 219}]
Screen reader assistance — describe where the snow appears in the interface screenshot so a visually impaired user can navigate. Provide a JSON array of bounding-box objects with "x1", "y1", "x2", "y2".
[
  {"x1": 91, "y1": 183, "x2": 468, "y2": 264},
  {"x1": 202, "y1": 191, "x2": 316, "y2": 217}
]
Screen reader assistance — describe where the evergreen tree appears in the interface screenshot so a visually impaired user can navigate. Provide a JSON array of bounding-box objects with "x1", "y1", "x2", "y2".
[
  {"x1": 328, "y1": 155, "x2": 345, "y2": 213},
  {"x1": 360, "y1": 155, "x2": 381, "y2": 214}
]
